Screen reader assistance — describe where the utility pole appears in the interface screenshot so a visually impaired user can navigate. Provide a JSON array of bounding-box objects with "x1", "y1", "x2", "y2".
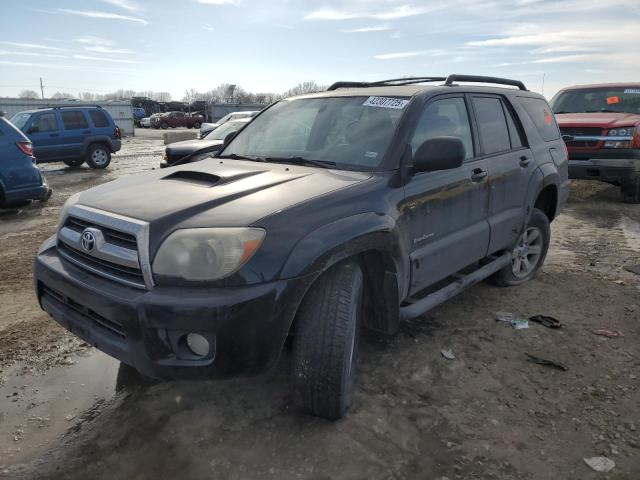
[
  {"x1": 39, "y1": 77, "x2": 44, "y2": 99},
  {"x1": 541, "y1": 73, "x2": 546, "y2": 97}
]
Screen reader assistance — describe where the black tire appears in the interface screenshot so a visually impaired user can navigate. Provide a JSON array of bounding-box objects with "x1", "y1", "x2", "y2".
[
  {"x1": 621, "y1": 177, "x2": 640, "y2": 204},
  {"x1": 161, "y1": 122, "x2": 169, "y2": 129},
  {"x1": 64, "y1": 158, "x2": 84, "y2": 168},
  {"x1": 292, "y1": 261, "x2": 363, "y2": 420},
  {"x1": 490, "y1": 208, "x2": 550, "y2": 287},
  {"x1": 193, "y1": 122, "x2": 201, "y2": 129},
  {"x1": 85, "y1": 144, "x2": 111, "y2": 169}
]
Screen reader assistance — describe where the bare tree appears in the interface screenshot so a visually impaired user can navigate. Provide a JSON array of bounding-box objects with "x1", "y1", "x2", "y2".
[
  {"x1": 80, "y1": 92, "x2": 96, "y2": 101},
  {"x1": 284, "y1": 81, "x2": 324, "y2": 97},
  {"x1": 19, "y1": 89, "x2": 40, "y2": 99},
  {"x1": 51, "y1": 91, "x2": 75, "y2": 100},
  {"x1": 154, "y1": 91, "x2": 172, "y2": 102}
]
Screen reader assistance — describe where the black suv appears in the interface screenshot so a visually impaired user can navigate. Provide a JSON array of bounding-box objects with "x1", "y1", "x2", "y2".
[{"x1": 34, "y1": 75, "x2": 569, "y2": 420}]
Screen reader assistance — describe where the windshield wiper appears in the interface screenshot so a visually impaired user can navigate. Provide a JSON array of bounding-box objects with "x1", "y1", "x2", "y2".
[
  {"x1": 218, "y1": 153, "x2": 264, "y2": 162},
  {"x1": 262, "y1": 156, "x2": 337, "y2": 169},
  {"x1": 585, "y1": 109, "x2": 618, "y2": 113}
]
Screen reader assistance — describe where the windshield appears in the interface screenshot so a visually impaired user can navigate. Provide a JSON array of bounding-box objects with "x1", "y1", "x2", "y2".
[
  {"x1": 222, "y1": 96, "x2": 408, "y2": 170},
  {"x1": 10, "y1": 112, "x2": 31, "y2": 130},
  {"x1": 206, "y1": 121, "x2": 246, "y2": 140},
  {"x1": 551, "y1": 87, "x2": 640, "y2": 114}
]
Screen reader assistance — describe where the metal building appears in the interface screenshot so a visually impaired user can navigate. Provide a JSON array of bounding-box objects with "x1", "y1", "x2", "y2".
[{"x1": 0, "y1": 99, "x2": 135, "y2": 136}]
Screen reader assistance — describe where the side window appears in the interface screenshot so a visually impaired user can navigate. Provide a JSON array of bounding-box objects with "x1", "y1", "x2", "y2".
[
  {"x1": 32, "y1": 113, "x2": 59, "y2": 133},
  {"x1": 472, "y1": 97, "x2": 511, "y2": 154},
  {"x1": 410, "y1": 97, "x2": 474, "y2": 159},
  {"x1": 502, "y1": 101, "x2": 524, "y2": 148},
  {"x1": 518, "y1": 97, "x2": 560, "y2": 142},
  {"x1": 89, "y1": 110, "x2": 109, "y2": 128},
  {"x1": 61, "y1": 111, "x2": 89, "y2": 130}
]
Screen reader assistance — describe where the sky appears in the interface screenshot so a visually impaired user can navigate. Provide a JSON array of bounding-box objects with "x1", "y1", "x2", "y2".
[{"x1": 0, "y1": 0, "x2": 639, "y2": 100}]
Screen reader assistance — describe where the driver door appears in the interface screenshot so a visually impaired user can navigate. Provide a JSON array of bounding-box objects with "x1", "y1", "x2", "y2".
[{"x1": 26, "y1": 112, "x2": 63, "y2": 161}]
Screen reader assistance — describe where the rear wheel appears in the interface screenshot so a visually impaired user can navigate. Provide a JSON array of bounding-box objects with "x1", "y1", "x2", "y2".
[
  {"x1": 490, "y1": 208, "x2": 550, "y2": 287},
  {"x1": 621, "y1": 176, "x2": 640, "y2": 204},
  {"x1": 292, "y1": 261, "x2": 363, "y2": 420},
  {"x1": 161, "y1": 122, "x2": 169, "y2": 129},
  {"x1": 85, "y1": 144, "x2": 111, "y2": 169},
  {"x1": 63, "y1": 159, "x2": 84, "y2": 168},
  {"x1": 193, "y1": 121, "x2": 201, "y2": 129}
]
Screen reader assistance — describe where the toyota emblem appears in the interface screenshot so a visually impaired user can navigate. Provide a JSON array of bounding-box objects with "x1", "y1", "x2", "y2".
[{"x1": 81, "y1": 230, "x2": 96, "y2": 252}]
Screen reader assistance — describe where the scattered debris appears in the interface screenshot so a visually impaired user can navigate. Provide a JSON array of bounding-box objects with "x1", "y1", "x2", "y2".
[
  {"x1": 441, "y1": 349, "x2": 455, "y2": 360},
  {"x1": 624, "y1": 264, "x2": 640, "y2": 275},
  {"x1": 495, "y1": 312, "x2": 529, "y2": 330},
  {"x1": 525, "y1": 353, "x2": 568, "y2": 371},
  {"x1": 613, "y1": 279, "x2": 626, "y2": 285},
  {"x1": 584, "y1": 456, "x2": 615, "y2": 473},
  {"x1": 592, "y1": 329, "x2": 621, "y2": 338},
  {"x1": 529, "y1": 315, "x2": 562, "y2": 329},
  {"x1": 64, "y1": 414, "x2": 76, "y2": 421}
]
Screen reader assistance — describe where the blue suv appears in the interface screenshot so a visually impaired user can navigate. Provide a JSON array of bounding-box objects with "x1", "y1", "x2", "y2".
[
  {"x1": 10, "y1": 106, "x2": 122, "y2": 169},
  {"x1": 0, "y1": 114, "x2": 51, "y2": 207}
]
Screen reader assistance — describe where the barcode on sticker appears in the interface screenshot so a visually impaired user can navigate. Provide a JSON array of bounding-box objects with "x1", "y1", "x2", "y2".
[
  {"x1": 624, "y1": 88, "x2": 640, "y2": 94},
  {"x1": 363, "y1": 96, "x2": 409, "y2": 109}
]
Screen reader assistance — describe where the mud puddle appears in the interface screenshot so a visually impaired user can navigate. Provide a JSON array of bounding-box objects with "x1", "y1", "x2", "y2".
[{"x1": 0, "y1": 350, "x2": 119, "y2": 468}]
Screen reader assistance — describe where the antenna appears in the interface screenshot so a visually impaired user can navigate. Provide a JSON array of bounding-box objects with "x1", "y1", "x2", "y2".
[{"x1": 40, "y1": 77, "x2": 45, "y2": 99}]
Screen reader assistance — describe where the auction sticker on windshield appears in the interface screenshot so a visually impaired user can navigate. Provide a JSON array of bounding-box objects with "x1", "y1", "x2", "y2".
[{"x1": 363, "y1": 96, "x2": 410, "y2": 109}]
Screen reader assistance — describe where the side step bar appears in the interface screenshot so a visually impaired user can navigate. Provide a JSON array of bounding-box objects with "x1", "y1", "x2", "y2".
[{"x1": 399, "y1": 252, "x2": 512, "y2": 321}]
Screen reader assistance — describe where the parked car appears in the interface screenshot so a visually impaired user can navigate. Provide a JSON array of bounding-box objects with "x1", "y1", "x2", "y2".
[
  {"x1": 141, "y1": 113, "x2": 162, "y2": 129},
  {"x1": 160, "y1": 118, "x2": 251, "y2": 168},
  {"x1": 200, "y1": 110, "x2": 259, "y2": 137},
  {"x1": 34, "y1": 74, "x2": 568, "y2": 420},
  {"x1": 10, "y1": 106, "x2": 121, "y2": 169},
  {"x1": 151, "y1": 111, "x2": 204, "y2": 130},
  {"x1": 133, "y1": 107, "x2": 146, "y2": 127},
  {"x1": 552, "y1": 83, "x2": 640, "y2": 203},
  {"x1": 0, "y1": 114, "x2": 51, "y2": 207}
]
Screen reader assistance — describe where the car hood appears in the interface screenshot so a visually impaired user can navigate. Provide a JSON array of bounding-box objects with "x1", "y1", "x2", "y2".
[
  {"x1": 76, "y1": 158, "x2": 371, "y2": 230},
  {"x1": 166, "y1": 138, "x2": 223, "y2": 157},
  {"x1": 556, "y1": 112, "x2": 640, "y2": 128}
]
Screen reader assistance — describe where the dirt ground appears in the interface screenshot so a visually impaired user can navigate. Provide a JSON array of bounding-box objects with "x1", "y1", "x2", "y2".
[{"x1": 0, "y1": 135, "x2": 639, "y2": 479}]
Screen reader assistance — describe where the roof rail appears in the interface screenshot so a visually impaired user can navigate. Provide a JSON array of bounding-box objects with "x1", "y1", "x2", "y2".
[
  {"x1": 37, "y1": 105, "x2": 103, "y2": 110},
  {"x1": 444, "y1": 74, "x2": 527, "y2": 91},
  {"x1": 327, "y1": 76, "x2": 446, "y2": 91}
]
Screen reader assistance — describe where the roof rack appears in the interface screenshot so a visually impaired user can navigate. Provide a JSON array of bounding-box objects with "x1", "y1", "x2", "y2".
[
  {"x1": 327, "y1": 77, "x2": 446, "y2": 91},
  {"x1": 444, "y1": 74, "x2": 527, "y2": 91},
  {"x1": 37, "y1": 105, "x2": 104, "y2": 110}
]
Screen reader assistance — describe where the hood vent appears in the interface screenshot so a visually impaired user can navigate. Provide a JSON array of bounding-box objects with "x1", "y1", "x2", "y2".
[{"x1": 162, "y1": 171, "x2": 221, "y2": 187}]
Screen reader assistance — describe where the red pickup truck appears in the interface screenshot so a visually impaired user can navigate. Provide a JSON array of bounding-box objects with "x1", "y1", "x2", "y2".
[
  {"x1": 551, "y1": 83, "x2": 640, "y2": 203},
  {"x1": 151, "y1": 111, "x2": 205, "y2": 130}
]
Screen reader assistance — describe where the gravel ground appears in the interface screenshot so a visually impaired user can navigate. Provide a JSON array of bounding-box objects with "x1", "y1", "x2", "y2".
[{"x1": 0, "y1": 139, "x2": 638, "y2": 479}]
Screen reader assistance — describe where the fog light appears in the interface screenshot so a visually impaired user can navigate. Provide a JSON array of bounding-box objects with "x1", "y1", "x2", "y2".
[{"x1": 186, "y1": 333, "x2": 209, "y2": 357}]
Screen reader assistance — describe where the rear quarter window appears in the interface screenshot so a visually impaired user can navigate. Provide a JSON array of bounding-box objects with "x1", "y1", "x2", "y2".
[
  {"x1": 89, "y1": 110, "x2": 109, "y2": 128},
  {"x1": 518, "y1": 97, "x2": 560, "y2": 142},
  {"x1": 61, "y1": 111, "x2": 89, "y2": 130}
]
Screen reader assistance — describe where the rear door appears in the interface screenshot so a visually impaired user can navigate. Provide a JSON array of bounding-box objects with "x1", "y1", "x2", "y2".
[
  {"x1": 470, "y1": 95, "x2": 534, "y2": 253},
  {"x1": 402, "y1": 94, "x2": 491, "y2": 295},
  {"x1": 59, "y1": 110, "x2": 91, "y2": 158},
  {"x1": 25, "y1": 111, "x2": 62, "y2": 161}
]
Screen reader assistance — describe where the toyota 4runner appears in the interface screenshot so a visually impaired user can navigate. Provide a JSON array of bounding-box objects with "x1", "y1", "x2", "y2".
[
  {"x1": 34, "y1": 75, "x2": 569, "y2": 420},
  {"x1": 552, "y1": 83, "x2": 640, "y2": 203}
]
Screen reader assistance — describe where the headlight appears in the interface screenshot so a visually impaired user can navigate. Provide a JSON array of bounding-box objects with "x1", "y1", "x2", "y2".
[
  {"x1": 605, "y1": 126, "x2": 635, "y2": 149},
  {"x1": 152, "y1": 227, "x2": 265, "y2": 281}
]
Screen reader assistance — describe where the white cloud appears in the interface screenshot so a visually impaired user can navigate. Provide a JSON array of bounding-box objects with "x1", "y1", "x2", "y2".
[
  {"x1": 102, "y1": 0, "x2": 141, "y2": 12},
  {"x1": 56, "y1": 9, "x2": 148, "y2": 25},
  {"x1": 84, "y1": 46, "x2": 134, "y2": 54},
  {"x1": 342, "y1": 25, "x2": 391, "y2": 33},
  {"x1": 374, "y1": 50, "x2": 427, "y2": 60},
  {"x1": 73, "y1": 54, "x2": 140, "y2": 64},
  {"x1": 197, "y1": 0, "x2": 241, "y2": 4},
  {"x1": 75, "y1": 36, "x2": 115, "y2": 46},
  {"x1": 0, "y1": 41, "x2": 66, "y2": 51},
  {"x1": 305, "y1": 4, "x2": 439, "y2": 21},
  {"x1": 203, "y1": 24, "x2": 214, "y2": 31}
]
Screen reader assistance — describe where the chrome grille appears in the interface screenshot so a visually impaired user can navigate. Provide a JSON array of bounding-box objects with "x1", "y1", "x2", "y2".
[
  {"x1": 56, "y1": 207, "x2": 152, "y2": 289},
  {"x1": 560, "y1": 127, "x2": 603, "y2": 148}
]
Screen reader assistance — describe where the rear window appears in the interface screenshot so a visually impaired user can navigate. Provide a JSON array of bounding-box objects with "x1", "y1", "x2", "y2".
[
  {"x1": 518, "y1": 97, "x2": 560, "y2": 142},
  {"x1": 89, "y1": 110, "x2": 109, "y2": 128},
  {"x1": 61, "y1": 111, "x2": 89, "y2": 130},
  {"x1": 472, "y1": 97, "x2": 511, "y2": 154},
  {"x1": 551, "y1": 87, "x2": 640, "y2": 115}
]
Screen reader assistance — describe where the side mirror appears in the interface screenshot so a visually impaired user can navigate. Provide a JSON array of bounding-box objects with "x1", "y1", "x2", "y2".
[
  {"x1": 27, "y1": 125, "x2": 39, "y2": 134},
  {"x1": 413, "y1": 136, "x2": 465, "y2": 173},
  {"x1": 223, "y1": 131, "x2": 238, "y2": 145}
]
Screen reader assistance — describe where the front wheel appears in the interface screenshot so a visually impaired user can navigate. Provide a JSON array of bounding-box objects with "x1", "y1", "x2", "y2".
[
  {"x1": 193, "y1": 121, "x2": 201, "y2": 129},
  {"x1": 160, "y1": 122, "x2": 169, "y2": 129},
  {"x1": 85, "y1": 144, "x2": 111, "y2": 169},
  {"x1": 490, "y1": 208, "x2": 550, "y2": 287},
  {"x1": 63, "y1": 159, "x2": 84, "y2": 168},
  {"x1": 292, "y1": 261, "x2": 363, "y2": 420}
]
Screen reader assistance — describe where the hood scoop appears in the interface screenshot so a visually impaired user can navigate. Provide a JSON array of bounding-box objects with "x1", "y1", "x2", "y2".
[{"x1": 161, "y1": 169, "x2": 266, "y2": 187}]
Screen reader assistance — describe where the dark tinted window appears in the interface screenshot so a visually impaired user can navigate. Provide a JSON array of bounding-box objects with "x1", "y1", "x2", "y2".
[
  {"x1": 473, "y1": 97, "x2": 510, "y2": 154},
  {"x1": 89, "y1": 110, "x2": 109, "y2": 128},
  {"x1": 411, "y1": 97, "x2": 474, "y2": 159},
  {"x1": 503, "y1": 102, "x2": 524, "y2": 148},
  {"x1": 32, "y1": 113, "x2": 58, "y2": 132},
  {"x1": 518, "y1": 97, "x2": 560, "y2": 142},
  {"x1": 61, "y1": 111, "x2": 88, "y2": 130}
]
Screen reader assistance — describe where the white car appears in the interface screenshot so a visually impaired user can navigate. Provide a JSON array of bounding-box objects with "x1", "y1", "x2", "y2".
[
  {"x1": 200, "y1": 110, "x2": 259, "y2": 137},
  {"x1": 139, "y1": 117, "x2": 151, "y2": 128}
]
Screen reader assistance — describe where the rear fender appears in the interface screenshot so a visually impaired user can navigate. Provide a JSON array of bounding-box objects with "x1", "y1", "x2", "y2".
[{"x1": 526, "y1": 164, "x2": 559, "y2": 221}]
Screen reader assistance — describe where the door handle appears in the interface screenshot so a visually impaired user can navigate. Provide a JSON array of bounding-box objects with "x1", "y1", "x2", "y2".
[
  {"x1": 49, "y1": 133, "x2": 59, "y2": 137},
  {"x1": 471, "y1": 168, "x2": 488, "y2": 182},
  {"x1": 83, "y1": 130, "x2": 91, "y2": 134},
  {"x1": 519, "y1": 155, "x2": 531, "y2": 167}
]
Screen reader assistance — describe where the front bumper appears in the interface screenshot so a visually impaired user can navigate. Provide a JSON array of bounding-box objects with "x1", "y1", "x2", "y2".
[
  {"x1": 568, "y1": 157, "x2": 640, "y2": 183},
  {"x1": 34, "y1": 241, "x2": 309, "y2": 379}
]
